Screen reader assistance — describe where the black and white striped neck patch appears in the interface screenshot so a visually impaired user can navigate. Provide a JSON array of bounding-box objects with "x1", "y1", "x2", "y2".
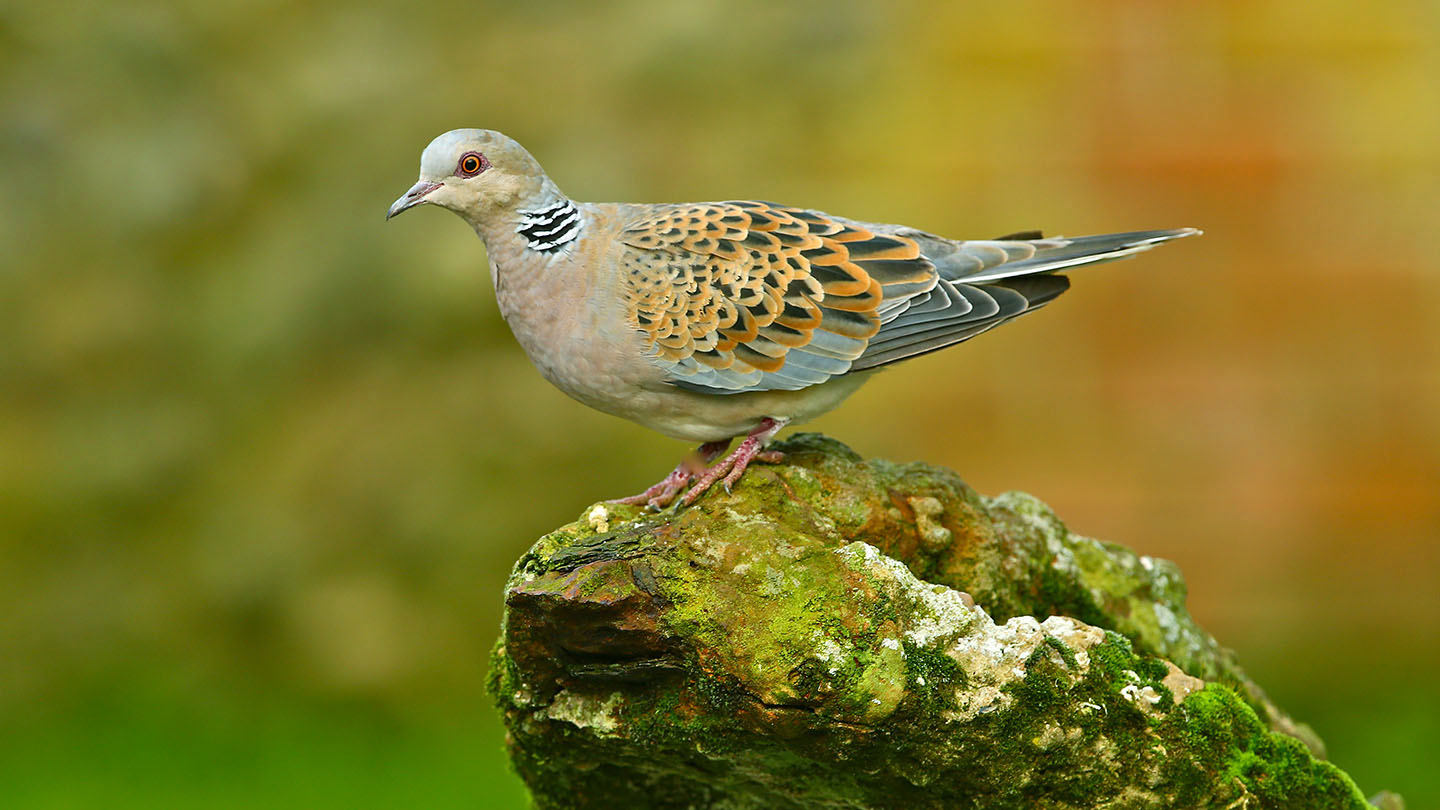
[{"x1": 517, "y1": 200, "x2": 582, "y2": 253}]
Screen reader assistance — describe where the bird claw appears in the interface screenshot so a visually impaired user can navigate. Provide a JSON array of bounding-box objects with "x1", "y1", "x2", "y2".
[
  {"x1": 615, "y1": 439, "x2": 732, "y2": 510},
  {"x1": 610, "y1": 468, "x2": 685, "y2": 508},
  {"x1": 621, "y1": 420, "x2": 789, "y2": 510}
]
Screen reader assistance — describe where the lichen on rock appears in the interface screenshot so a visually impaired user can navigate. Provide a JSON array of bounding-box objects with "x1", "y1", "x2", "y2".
[{"x1": 489, "y1": 433, "x2": 1388, "y2": 809}]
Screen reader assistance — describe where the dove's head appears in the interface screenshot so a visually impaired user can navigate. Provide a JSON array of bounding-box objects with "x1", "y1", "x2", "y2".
[{"x1": 387, "y1": 129, "x2": 553, "y2": 222}]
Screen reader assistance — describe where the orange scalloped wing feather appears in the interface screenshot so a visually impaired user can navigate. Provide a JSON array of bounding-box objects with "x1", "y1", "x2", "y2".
[{"x1": 619, "y1": 201, "x2": 938, "y2": 392}]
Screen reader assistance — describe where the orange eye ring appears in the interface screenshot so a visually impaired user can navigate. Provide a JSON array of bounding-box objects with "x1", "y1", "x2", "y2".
[{"x1": 457, "y1": 152, "x2": 488, "y2": 177}]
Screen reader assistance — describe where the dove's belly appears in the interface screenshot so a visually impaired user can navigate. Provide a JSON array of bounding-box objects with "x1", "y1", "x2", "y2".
[
  {"x1": 600, "y1": 373, "x2": 874, "y2": 443},
  {"x1": 517, "y1": 317, "x2": 874, "y2": 442}
]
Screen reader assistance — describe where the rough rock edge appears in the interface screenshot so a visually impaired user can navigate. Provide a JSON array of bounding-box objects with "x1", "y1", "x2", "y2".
[{"x1": 490, "y1": 433, "x2": 1394, "y2": 810}]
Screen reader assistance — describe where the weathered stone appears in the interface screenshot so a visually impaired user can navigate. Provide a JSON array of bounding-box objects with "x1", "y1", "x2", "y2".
[{"x1": 489, "y1": 433, "x2": 1386, "y2": 809}]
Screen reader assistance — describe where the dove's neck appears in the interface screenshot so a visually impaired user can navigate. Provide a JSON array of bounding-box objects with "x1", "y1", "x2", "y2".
[
  {"x1": 472, "y1": 183, "x2": 612, "y2": 409},
  {"x1": 467, "y1": 179, "x2": 583, "y2": 263}
]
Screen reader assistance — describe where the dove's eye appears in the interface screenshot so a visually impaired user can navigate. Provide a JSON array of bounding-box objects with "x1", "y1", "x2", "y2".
[{"x1": 456, "y1": 152, "x2": 489, "y2": 177}]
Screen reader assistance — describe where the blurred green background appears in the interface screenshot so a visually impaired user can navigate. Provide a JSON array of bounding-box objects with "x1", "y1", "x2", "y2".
[{"x1": 2, "y1": 0, "x2": 1437, "y2": 806}]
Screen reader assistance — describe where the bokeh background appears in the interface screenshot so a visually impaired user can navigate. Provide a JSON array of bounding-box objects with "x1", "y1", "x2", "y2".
[{"x1": 3, "y1": 0, "x2": 1437, "y2": 806}]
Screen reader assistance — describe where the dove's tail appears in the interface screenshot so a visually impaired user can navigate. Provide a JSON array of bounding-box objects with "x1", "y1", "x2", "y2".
[{"x1": 959, "y1": 228, "x2": 1201, "y2": 284}]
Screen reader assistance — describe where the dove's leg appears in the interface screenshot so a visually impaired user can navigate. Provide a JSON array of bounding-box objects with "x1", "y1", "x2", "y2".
[
  {"x1": 610, "y1": 440, "x2": 730, "y2": 509},
  {"x1": 678, "y1": 417, "x2": 789, "y2": 507}
]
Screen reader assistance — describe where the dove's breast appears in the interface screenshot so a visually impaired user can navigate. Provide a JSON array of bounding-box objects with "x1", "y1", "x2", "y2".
[{"x1": 484, "y1": 207, "x2": 669, "y2": 413}]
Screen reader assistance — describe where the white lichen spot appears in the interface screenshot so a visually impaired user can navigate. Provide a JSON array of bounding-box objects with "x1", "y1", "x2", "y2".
[
  {"x1": 881, "y1": 637, "x2": 901, "y2": 651},
  {"x1": 586, "y1": 504, "x2": 610, "y2": 533},
  {"x1": 808, "y1": 633, "x2": 851, "y2": 680},
  {"x1": 1140, "y1": 555, "x2": 1155, "y2": 572},
  {"x1": 916, "y1": 675, "x2": 926, "y2": 686},
  {"x1": 813, "y1": 636, "x2": 848, "y2": 666},
  {"x1": 1120, "y1": 683, "x2": 1163, "y2": 707},
  {"x1": 948, "y1": 614, "x2": 1038, "y2": 674},
  {"x1": 546, "y1": 690, "x2": 623, "y2": 735}
]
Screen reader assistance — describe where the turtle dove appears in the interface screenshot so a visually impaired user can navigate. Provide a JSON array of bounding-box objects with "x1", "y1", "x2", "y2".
[{"x1": 388, "y1": 129, "x2": 1198, "y2": 507}]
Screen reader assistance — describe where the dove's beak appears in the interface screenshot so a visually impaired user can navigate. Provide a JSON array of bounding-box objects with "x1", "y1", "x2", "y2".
[{"x1": 387, "y1": 180, "x2": 442, "y2": 220}]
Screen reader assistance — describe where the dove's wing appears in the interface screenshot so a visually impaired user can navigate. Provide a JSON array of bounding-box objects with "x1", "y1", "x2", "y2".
[
  {"x1": 618, "y1": 200, "x2": 932, "y2": 392},
  {"x1": 617, "y1": 200, "x2": 1193, "y2": 393}
]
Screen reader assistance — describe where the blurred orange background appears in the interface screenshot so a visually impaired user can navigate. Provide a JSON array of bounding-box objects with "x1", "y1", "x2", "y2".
[{"x1": 2, "y1": 1, "x2": 1436, "y2": 806}]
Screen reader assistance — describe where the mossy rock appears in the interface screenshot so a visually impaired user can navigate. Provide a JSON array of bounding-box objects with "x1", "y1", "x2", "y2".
[{"x1": 489, "y1": 434, "x2": 1386, "y2": 809}]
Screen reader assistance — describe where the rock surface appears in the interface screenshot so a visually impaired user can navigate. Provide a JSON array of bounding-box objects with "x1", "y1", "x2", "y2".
[{"x1": 489, "y1": 434, "x2": 1385, "y2": 809}]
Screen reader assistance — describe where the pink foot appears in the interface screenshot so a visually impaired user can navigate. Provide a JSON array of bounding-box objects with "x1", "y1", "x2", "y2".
[
  {"x1": 678, "y1": 418, "x2": 789, "y2": 507},
  {"x1": 610, "y1": 440, "x2": 729, "y2": 509}
]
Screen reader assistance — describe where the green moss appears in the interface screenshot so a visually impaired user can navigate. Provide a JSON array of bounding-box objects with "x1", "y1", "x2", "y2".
[
  {"x1": 620, "y1": 683, "x2": 745, "y2": 754},
  {"x1": 690, "y1": 670, "x2": 754, "y2": 720},
  {"x1": 1005, "y1": 641, "x2": 1082, "y2": 720},
  {"x1": 1032, "y1": 634, "x2": 1080, "y2": 671},
  {"x1": 485, "y1": 637, "x2": 522, "y2": 708},
  {"x1": 902, "y1": 641, "x2": 966, "y2": 692},
  {"x1": 1168, "y1": 686, "x2": 1369, "y2": 808},
  {"x1": 1087, "y1": 632, "x2": 1139, "y2": 679}
]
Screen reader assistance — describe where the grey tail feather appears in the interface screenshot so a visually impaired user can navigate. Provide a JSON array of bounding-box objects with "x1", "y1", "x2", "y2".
[{"x1": 962, "y1": 227, "x2": 1201, "y2": 284}]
